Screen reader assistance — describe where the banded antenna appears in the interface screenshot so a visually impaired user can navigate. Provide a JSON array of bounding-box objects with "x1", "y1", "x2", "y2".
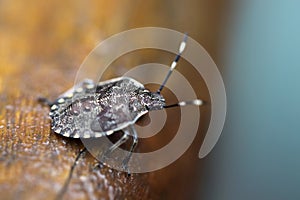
[
  {"x1": 164, "y1": 99, "x2": 204, "y2": 109},
  {"x1": 157, "y1": 33, "x2": 188, "y2": 94}
]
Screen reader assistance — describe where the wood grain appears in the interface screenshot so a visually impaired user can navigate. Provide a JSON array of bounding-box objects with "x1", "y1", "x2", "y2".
[{"x1": 0, "y1": 0, "x2": 228, "y2": 199}]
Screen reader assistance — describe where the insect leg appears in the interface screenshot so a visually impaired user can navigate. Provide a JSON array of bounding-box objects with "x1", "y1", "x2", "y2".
[
  {"x1": 101, "y1": 131, "x2": 129, "y2": 162},
  {"x1": 37, "y1": 97, "x2": 54, "y2": 107},
  {"x1": 121, "y1": 125, "x2": 138, "y2": 175},
  {"x1": 108, "y1": 131, "x2": 129, "y2": 152}
]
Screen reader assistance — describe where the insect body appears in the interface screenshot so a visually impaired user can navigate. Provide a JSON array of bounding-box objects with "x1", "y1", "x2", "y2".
[
  {"x1": 50, "y1": 77, "x2": 165, "y2": 138},
  {"x1": 46, "y1": 34, "x2": 203, "y2": 171}
]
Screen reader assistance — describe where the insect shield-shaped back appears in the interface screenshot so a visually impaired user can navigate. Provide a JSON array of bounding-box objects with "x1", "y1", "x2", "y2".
[{"x1": 49, "y1": 77, "x2": 164, "y2": 138}]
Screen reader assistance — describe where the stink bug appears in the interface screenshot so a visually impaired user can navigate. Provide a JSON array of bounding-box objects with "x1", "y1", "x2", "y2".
[{"x1": 42, "y1": 34, "x2": 203, "y2": 172}]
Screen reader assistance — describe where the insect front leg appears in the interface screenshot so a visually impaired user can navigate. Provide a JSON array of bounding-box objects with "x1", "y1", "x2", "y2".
[
  {"x1": 121, "y1": 125, "x2": 138, "y2": 175},
  {"x1": 101, "y1": 131, "x2": 129, "y2": 162}
]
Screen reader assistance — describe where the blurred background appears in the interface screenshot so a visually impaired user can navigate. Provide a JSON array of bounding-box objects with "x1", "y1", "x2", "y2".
[
  {"x1": 197, "y1": 0, "x2": 300, "y2": 199},
  {"x1": 0, "y1": 0, "x2": 299, "y2": 199}
]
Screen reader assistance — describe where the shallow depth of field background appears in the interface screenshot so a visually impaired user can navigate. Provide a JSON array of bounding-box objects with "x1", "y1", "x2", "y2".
[
  {"x1": 0, "y1": 0, "x2": 299, "y2": 199},
  {"x1": 198, "y1": 1, "x2": 300, "y2": 199}
]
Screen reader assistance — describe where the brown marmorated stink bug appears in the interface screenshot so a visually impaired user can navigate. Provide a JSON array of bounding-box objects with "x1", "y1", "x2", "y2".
[{"x1": 41, "y1": 34, "x2": 203, "y2": 172}]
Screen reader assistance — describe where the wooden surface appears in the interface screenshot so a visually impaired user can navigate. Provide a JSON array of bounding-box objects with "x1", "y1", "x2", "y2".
[
  {"x1": 0, "y1": 1, "x2": 227, "y2": 199},
  {"x1": 0, "y1": 95, "x2": 151, "y2": 199}
]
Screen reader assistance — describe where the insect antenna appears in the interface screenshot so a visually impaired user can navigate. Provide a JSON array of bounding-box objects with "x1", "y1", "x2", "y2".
[
  {"x1": 164, "y1": 99, "x2": 204, "y2": 109},
  {"x1": 157, "y1": 33, "x2": 188, "y2": 94}
]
